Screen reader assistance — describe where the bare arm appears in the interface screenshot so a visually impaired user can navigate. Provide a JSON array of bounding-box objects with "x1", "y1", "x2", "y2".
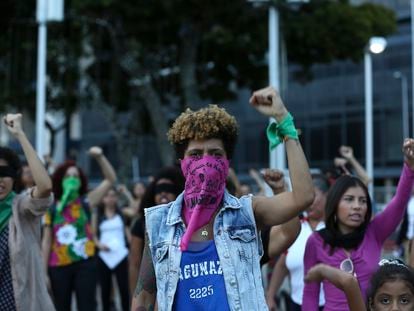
[
  {"x1": 129, "y1": 236, "x2": 144, "y2": 297},
  {"x1": 261, "y1": 168, "x2": 301, "y2": 256},
  {"x1": 249, "y1": 168, "x2": 266, "y2": 196},
  {"x1": 339, "y1": 146, "x2": 370, "y2": 185},
  {"x1": 250, "y1": 87, "x2": 314, "y2": 228},
  {"x1": 266, "y1": 254, "x2": 289, "y2": 310},
  {"x1": 131, "y1": 234, "x2": 156, "y2": 311},
  {"x1": 41, "y1": 225, "x2": 52, "y2": 289},
  {"x1": 118, "y1": 184, "x2": 141, "y2": 219},
  {"x1": 334, "y1": 157, "x2": 351, "y2": 175},
  {"x1": 410, "y1": 239, "x2": 414, "y2": 268},
  {"x1": 268, "y1": 218, "x2": 300, "y2": 258},
  {"x1": 118, "y1": 184, "x2": 135, "y2": 204},
  {"x1": 4, "y1": 114, "x2": 52, "y2": 198},
  {"x1": 41, "y1": 226, "x2": 52, "y2": 272},
  {"x1": 87, "y1": 147, "x2": 117, "y2": 207},
  {"x1": 125, "y1": 226, "x2": 132, "y2": 245},
  {"x1": 91, "y1": 210, "x2": 110, "y2": 251},
  {"x1": 305, "y1": 264, "x2": 365, "y2": 311}
]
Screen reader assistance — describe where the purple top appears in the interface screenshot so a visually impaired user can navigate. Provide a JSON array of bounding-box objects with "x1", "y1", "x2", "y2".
[{"x1": 302, "y1": 164, "x2": 414, "y2": 311}]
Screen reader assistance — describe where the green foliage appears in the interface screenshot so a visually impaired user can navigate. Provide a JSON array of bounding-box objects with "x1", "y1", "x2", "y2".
[
  {"x1": 281, "y1": 0, "x2": 396, "y2": 79},
  {"x1": 70, "y1": 0, "x2": 115, "y2": 10},
  {"x1": 0, "y1": 0, "x2": 397, "y2": 114}
]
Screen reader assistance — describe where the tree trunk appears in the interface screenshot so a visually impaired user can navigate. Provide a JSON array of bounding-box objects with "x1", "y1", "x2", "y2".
[
  {"x1": 179, "y1": 23, "x2": 202, "y2": 109},
  {"x1": 79, "y1": 27, "x2": 134, "y2": 181},
  {"x1": 120, "y1": 55, "x2": 175, "y2": 166}
]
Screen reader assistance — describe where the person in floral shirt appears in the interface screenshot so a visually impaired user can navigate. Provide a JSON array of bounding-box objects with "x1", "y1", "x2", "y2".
[{"x1": 42, "y1": 147, "x2": 116, "y2": 311}]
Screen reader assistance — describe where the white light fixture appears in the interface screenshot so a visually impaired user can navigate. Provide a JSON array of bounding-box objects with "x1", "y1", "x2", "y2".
[{"x1": 368, "y1": 37, "x2": 387, "y2": 54}]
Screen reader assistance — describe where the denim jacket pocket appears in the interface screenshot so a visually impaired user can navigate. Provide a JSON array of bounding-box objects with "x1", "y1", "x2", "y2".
[
  {"x1": 228, "y1": 225, "x2": 257, "y2": 263},
  {"x1": 228, "y1": 225, "x2": 256, "y2": 242}
]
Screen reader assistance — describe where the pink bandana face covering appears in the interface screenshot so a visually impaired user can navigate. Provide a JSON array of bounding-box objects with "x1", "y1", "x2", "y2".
[{"x1": 180, "y1": 155, "x2": 229, "y2": 251}]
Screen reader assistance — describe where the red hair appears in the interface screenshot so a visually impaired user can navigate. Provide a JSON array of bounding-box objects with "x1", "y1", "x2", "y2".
[{"x1": 52, "y1": 160, "x2": 88, "y2": 200}]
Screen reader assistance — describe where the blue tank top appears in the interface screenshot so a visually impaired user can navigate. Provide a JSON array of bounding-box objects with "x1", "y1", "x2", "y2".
[{"x1": 173, "y1": 240, "x2": 230, "y2": 310}]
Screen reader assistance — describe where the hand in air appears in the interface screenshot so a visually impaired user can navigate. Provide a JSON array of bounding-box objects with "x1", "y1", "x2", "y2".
[
  {"x1": 3, "y1": 113, "x2": 23, "y2": 137},
  {"x1": 249, "y1": 86, "x2": 287, "y2": 121},
  {"x1": 403, "y1": 138, "x2": 414, "y2": 169}
]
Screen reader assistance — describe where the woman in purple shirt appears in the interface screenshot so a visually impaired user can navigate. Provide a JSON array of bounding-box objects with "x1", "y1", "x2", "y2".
[{"x1": 302, "y1": 139, "x2": 414, "y2": 311}]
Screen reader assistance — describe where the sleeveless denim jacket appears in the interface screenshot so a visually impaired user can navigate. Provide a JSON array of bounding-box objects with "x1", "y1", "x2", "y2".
[{"x1": 145, "y1": 191, "x2": 268, "y2": 311}]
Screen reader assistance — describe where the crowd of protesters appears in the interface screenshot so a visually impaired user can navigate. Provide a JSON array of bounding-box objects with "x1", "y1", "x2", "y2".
[{"x1": 1, "y1": 86, "x2": 414, "y2": 311}]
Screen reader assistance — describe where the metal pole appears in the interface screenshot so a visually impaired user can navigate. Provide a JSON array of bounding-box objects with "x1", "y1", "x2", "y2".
[
  {"x1": 36, "y1": 20, "x2": 47, "y2": 158},
  {"x1": 364, "y1": 51, "x2": 374, "y2": 198},
  {"x1": 268, "y1": 6, "x2": 285, "y2": 170},
  {"x1": 402, "y1": 74, "x2": 409, "y2": 139},
  {"x1": 412, "y1": 0, "x2": 414, "y2": 137}
]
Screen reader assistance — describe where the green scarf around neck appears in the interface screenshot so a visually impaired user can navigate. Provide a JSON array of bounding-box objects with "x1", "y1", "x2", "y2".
[
  {"x1": 0, "y1": 191, "x2": 16, "y2": 232},
  {"x1": 57, "y1": 176, "x2": 81, "y2": 213}
]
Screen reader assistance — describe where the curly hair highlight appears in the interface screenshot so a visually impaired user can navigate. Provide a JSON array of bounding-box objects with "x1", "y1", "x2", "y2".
[{"x1": 167, "y1": 105, "x2": 238, "y2": 159}]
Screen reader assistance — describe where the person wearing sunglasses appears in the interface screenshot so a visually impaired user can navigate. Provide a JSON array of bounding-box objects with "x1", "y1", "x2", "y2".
[
  {"x1": 302, "y1": 139, "x2": 414, "y2": 311},
  {"x1": 128, "y1": 166, "x2": 184, "y2": 298},
  {"x1": 131, "y1": 86, "x2": 314, "y2": 311},
  {"x1": 0, "y1": 114, "x2": 54, "y2": 311}
]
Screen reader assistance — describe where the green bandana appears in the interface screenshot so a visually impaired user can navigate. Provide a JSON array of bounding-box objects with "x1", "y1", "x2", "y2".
[
  {"x1": 0, "y1": 191, "x2": 16, "y2": 232},
  {"x1": 266, "y1": 113, "x2": 299, "y2": 151},
  {"x1": 57, "y1": 177, "x2": 81, "y2": 213}
]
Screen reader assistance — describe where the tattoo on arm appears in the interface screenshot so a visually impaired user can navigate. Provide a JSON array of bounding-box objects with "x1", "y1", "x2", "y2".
[
  {"x1": 131, "y1": 233, "x2": 157, "y2": 311},
  {"x1": 134, "y1": 243, "x2": 156, "y2": 296}
]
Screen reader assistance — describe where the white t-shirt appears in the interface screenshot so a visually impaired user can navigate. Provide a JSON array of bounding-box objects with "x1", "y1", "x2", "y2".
[
  {"x1": 98, "y1": 214, "x2": 128, "y2": 269},
  {"x1": 285, "y1": 220, "x2": 325, "y2": 306},
  {"x1": 406, "y1": 196, "x2": 414, "y2": 239}
]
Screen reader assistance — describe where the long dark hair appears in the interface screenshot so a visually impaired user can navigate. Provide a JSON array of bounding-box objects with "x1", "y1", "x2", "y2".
[
  {"x1": 319, "y1": 175, "x2": 372, "y2": 249},
  {"x1": 0, "y1": 147, "x2": 22, "y2": 192},
  {"x1": 52, "y1": 160, "x2": 88, "y2": 199}
]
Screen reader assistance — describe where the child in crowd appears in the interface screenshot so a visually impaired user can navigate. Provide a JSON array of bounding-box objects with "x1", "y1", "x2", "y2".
[{"x1": 305, "y1": 258, "x2": 414, "y2": 311}]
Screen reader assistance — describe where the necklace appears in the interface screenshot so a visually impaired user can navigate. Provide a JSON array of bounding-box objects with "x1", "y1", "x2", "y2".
[{"x1": 201, "y1": 228, "x2": 209, "y2": 237}]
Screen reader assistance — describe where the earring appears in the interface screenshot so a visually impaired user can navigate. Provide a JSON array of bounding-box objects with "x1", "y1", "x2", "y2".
[
  {"x1": 334, "y1": 215, "x2": 337, "y2": 223},
  {"x1": 368, "y1": 298, "x2": 374, "y2": 311}
]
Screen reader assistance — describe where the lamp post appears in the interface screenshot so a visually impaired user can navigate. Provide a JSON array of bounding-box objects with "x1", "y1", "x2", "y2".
[
  {"x1": 247, "y1": 0, "x2": 284, "y2": 170},
  {"x1": 411, "y1": 0, "x2": 414, "y2": 138},
  {"x1": 268, "y1": 5, "x2": 286, "y2": 170},
  {"x1": 36, "y1": 0, "x2": 64, "y2": 158},
  {"x1": 393, "y1": 71, "x2": 409, "y2": 140},
  {"x1": 364, "y1": 36, "x2": 387, "y2": 198}
]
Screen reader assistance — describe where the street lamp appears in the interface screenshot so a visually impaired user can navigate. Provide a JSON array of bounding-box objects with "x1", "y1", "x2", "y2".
[
  {"x1": 36, "y1": 0, "x2": 64, "y2": 158},
  {"x1": 393, "y1": 71, "x2": 409, "y2": 140},
  {"x1": 247, "y1": 0, "x2": 284, "y2": 170},
  {"x1": 411, "y1": 0, "x2": 414, "y2": 138},
  {"x1": 364, "y1": 36, "x2": 387, "y2": 197}
]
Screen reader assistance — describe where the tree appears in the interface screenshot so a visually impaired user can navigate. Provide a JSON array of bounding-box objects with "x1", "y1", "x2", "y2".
[
  {"x1": 280, "y1": 1, "x2": 396, "y2": 80},
  {"x1": 0, "y1": 0, "x2": 396, "y2": 179}
]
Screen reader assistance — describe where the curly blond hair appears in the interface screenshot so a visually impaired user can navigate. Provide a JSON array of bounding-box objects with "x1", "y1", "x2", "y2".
[{"x1": 167, "y1": 105, "x2": 239, "y2": 159}]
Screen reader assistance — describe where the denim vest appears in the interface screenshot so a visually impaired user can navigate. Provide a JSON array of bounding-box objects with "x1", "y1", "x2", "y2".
[{"x1": 145, "y1": 191, "x2": 268, "y2": 311}]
